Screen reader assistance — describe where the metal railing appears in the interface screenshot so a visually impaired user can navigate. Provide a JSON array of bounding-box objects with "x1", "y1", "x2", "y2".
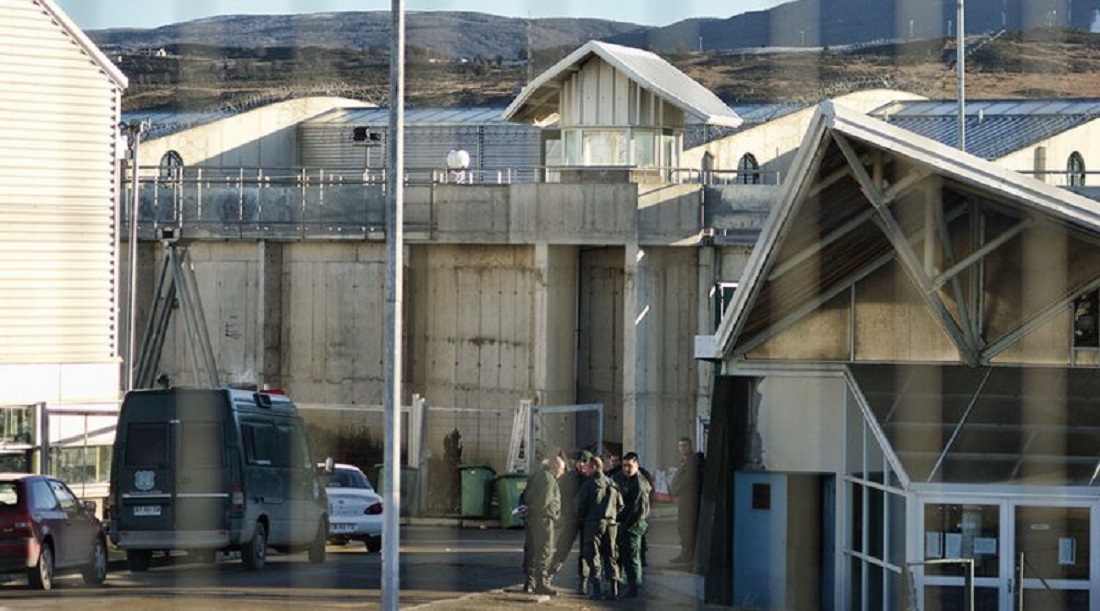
[{"x1": 130, "y1": 163, "x2": 782, "y2": 190}]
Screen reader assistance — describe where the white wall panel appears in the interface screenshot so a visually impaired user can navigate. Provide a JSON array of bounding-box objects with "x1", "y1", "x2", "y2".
[{"x1": 0, "y1": 0, "x2": 122, "y2": 365}]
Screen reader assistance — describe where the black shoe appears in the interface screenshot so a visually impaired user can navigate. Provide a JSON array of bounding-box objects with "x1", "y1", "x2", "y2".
[
  {"x1": 589, "y1": 581, "x2": 602, "y2": 600},
  {"x1": 624, "y1": 584, "x2": 639, "y2": 599},
  {"x1": 534, "y1": 584, "x2": 558, "y2": 596},
  {"x1": 605, "y1": 581, "x2": 620, "y2": 601}
]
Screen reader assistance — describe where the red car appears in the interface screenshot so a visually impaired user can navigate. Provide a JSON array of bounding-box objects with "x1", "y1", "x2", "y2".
[{"x1": 0, "y1": 473, "x2": 108, "y2": 590}]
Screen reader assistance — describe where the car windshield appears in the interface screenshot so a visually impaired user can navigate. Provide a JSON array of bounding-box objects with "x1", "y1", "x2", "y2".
[{"x1": 327, "y1": 468, "x2": 373, "y2": 490}]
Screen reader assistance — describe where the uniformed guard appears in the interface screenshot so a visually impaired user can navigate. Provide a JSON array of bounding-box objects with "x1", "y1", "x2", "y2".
[
  {"x1": 613, "y1": 451, "x2": 651, "y2": 599},
  {"x1": 575, "y1": 455, "x2": 623, "y2": 600},
  {"x1": 546, "y1": 449, "x2": 591, "y2": 592},
  {"x1": 523, "y1": 455, "x2": 565, "y2": 595}
]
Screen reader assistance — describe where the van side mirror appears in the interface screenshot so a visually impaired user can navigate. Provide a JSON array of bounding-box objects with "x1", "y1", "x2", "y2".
[{"x1": 323, "y1": 457, "x2": 334, "y2": 474}]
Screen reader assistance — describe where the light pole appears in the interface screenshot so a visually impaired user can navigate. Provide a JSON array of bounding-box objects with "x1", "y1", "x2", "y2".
[
  {"x1": 121, "y1": 120, "x2": 147, "y2": 391},
  {"x1": 382, "y1": 0, "x2": 405, "y2": 608},
  {"x1": 956, "y1": 0, "x2": 966, "y2": 151}
]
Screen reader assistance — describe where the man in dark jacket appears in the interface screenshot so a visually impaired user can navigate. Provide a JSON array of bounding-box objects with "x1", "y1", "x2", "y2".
[
  {"x1": 575, "y1": 455, "x2": 623, "y2": 600},
  {"x1": 524, "y1": 455, "x2": 565, "y2": 595},
  {"x1": 613, "y1": 451, "x2": 651, "y2": 599},
  {"x1": 546, "y1": 450, "x2": 592, "y2": 592},
  {"x1": 670, "y1": 437, "x2": 700, "y2": 565}
]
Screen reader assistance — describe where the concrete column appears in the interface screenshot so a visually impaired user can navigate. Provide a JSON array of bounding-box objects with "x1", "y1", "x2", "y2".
[
  {"x1": 533, "y1": 242, "x2": 549, "y2": 406},
  {"x1": 622, "y1": 242, "x2": 642, "y2": 454},
  {"x1": 255, "y1": 241, "x2": 266, "y2": 389},
  {"x1": 259, "y1": 241, "x2": 283, "y2": 389},
  {"x1": 696, "y1": 245, "x2": 716, "y2": 428}
]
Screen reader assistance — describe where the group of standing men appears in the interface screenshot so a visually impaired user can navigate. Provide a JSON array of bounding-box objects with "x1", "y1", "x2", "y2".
[{"x1": 522, "y1": 449, "x2": 652, "y2": 600}]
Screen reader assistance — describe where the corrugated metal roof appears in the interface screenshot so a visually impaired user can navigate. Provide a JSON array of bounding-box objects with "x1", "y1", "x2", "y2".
[
  {"x1": 304, "y1": 106, "x2": 512, "y2": 125},
  {"x1": 869, "y1": 99, "x2": 1100, "y2": 160},
  {"x1": 504, "y1": 40, "x2": 741, "y2": 128},
  {"x1": 731, "y1": 102, "x2": 807, "y2": 125}
]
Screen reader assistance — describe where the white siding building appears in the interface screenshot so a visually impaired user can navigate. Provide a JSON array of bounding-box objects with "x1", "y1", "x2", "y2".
[{"x1": 0, "y1": 0, "x2": 127, "y2": 499}]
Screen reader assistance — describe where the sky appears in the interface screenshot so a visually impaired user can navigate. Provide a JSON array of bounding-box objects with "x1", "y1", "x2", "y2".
[{"x1": 54, "y1": 0, "x2": 789, "y2": 31}]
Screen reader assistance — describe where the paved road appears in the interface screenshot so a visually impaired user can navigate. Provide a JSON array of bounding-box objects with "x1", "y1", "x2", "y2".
[{"x1": 0, "y1": 519, "x2": 707, "y2": 610}]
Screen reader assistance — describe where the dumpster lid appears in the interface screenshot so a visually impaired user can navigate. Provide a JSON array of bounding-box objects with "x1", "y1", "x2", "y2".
[{"x1": 458, "y1": 463, "x2": 497, "y2": 472}]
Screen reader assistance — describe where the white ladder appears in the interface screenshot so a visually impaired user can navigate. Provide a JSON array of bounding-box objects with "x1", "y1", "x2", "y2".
[{"x1": 506, "y1": 400, "x2": 532, "y2": 473}]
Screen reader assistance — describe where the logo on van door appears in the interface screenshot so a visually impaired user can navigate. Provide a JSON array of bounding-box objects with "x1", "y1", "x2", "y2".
[{"x1": 135, "y1": 470, "x2": 156, "y2": 491}]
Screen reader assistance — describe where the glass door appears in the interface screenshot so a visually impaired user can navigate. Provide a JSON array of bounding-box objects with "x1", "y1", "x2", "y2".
[
  {"x1": 918, "y1": 497, "x2": 1099, "y2": 611},
  {"x1": 1011, "y1": 504, "x2": 1093, "y2": 611},
  {"x1": 921, "y1": 502, "x2": 1004, "y2": 611}
]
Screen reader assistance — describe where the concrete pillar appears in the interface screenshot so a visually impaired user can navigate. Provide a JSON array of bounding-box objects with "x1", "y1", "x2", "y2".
[
  {"x1": 622, "y1": 242, "x2": 642, "y2": 455},
  {"x1": 533, "y1": 242, "x2": 549, "y2": 406},
  {"x1": 255, "y1": 241, "x2": 266, "y2": 389},
  {"x1": 696, "y1": 245, "x2": 717, "y2": 429},
  {"x1": 258, "y1": 241, "x2": 283, "y2": 389}
]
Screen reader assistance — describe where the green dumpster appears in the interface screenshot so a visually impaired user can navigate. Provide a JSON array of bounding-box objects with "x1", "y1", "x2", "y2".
[
  {"x1": 458, "y1": 464, "x2": 496, "y2": 518},
  {"x1": 494, "y1": 473, "x2": 528, "y2": 529},
  {"x1": 373, "y1": 464, "x2": 420, "y2": 516}
]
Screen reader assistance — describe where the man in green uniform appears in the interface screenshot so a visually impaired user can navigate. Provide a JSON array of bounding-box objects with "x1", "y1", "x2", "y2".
[
  {"x1": 575, "y1": 455, "x2": 623, "y2": 600},
  {"x1": 546, "y1": 450, "x2": 592, "y2": 593},
  {"x1": 671, "y1": 437, "x2": 700, "y2": 565},
  {"x1": 524, "y1": 455, "x2": 565, "y2": 595},
  {"x1": 613, "y1": 451, "x2": 651, "y2": 599}
]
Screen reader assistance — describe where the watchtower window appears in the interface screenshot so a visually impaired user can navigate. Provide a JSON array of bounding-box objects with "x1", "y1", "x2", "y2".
[
  {"x1": 160, "y1": 150, "x2": 184, "y2": 180},
  {"x1": 1067, "y1": 151, "x2": 1086, "y2": 186},
  {"x1": 737, "y1": 153, "x2": 760, "y2": 185}
]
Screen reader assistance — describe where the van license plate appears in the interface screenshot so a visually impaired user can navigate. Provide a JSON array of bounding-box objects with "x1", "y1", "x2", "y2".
[
  {"x1": 331, "y1": 522, "x2": 354, "y2": 534},
  {"x1": 133, "y1": 505, "x2": 161, "y2": 517}
]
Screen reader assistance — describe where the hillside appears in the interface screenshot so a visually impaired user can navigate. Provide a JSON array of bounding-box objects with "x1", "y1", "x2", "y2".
[
  {"x1": 113, "y1": 28, "x2": 1100, "y2": 112},
  {"x1": 91, "y1": 12, "x2": 643, "y2": 62}
]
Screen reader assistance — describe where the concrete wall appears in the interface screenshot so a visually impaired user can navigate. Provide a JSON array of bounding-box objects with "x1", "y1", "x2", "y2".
[
  {"x1": 140, "y1": 97, "x2": 361, "y2": 168},
  {"x1": 124, "y1": 169, "x2": 766, "y2": 473},
  {"x1": 753, "y1": 375, "x2": 846, "y2": 473},
  {"x1": 132, "y1": 240, "x2": 586, "y2": 471},
  {"x1": 996, "y1": 118, "x2": 1100, "y2": 184}
]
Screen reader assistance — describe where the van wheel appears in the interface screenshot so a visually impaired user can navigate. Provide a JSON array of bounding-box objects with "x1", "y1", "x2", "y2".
[
  {"x1": 308, "y1": 519, "x2": 327, "y2": 563},
  {"x1": 127, "y1": 549, "x2": 152, "y2": 572},
  {"x1": 28, "y1": 542, "x2": 54, "y2": 590},
  {"x1": 242, "y1": 522, "x2": 267, "y2": 570},
  {"x1": 366, "y1": 536, "x2": 382, "y2": 554}
]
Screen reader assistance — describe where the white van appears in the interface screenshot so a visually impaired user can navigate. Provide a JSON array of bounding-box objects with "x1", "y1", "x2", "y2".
[{"x1": 108, "y1": 387, "x2": 328, "y2": 571}]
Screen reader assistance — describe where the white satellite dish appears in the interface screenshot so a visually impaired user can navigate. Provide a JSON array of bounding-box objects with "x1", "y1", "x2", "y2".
[{"x1": 446, "y1": 149, "x2": 470, "y2": 170}]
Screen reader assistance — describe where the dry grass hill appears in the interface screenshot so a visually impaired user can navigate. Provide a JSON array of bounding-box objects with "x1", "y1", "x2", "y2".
[{"x1": 115, "y1": 28, "x2": 1100, "y2": 112}]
